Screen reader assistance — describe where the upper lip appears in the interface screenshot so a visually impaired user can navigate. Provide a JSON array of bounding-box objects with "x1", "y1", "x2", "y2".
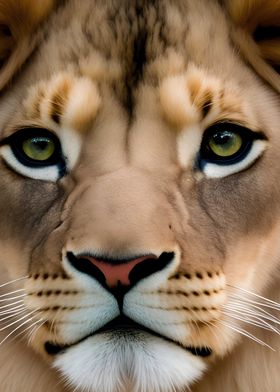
[{"x1": 44, "y1": 315, "x2": 212, "y2": 357}]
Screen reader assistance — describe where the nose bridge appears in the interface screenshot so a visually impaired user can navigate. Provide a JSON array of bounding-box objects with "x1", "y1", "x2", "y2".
[{"x1": 67, "y1": 169, "x2": 175, "y2": 253}]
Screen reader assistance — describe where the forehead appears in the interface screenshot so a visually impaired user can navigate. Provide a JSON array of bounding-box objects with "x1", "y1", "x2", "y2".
[{"x1": 0, "y1": 0, "x2": 269, "y2": 137}]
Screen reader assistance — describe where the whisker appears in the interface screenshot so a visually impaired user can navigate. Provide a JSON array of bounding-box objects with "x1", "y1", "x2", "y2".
[
  {"x1": 0, "y1": 289, "x2": 26, "y2": 298},
  {"x1": 227, "y1": 285, "x2": 280, "y2": 309},
  {"x1": 0, "y1": 276, "x2": 28, "y2": 289},
  {"x1": 0, "y1": 309, "x2": 28, "y2": 323},
  {"x1": 198, "y1": 319, "x2": 222, "y2": 345},
  {"x1": 0, "y1": 314, "x2": 40, "y2": 347},
  {"x1": 222, "y1": 310, "x2": 280, "y2": 334},
  {"x1": 0, "y1": 294, "x2": 26, "y2": 303},
  {"x1": 229, "y1": 293, "x2": 280, "y2": 312},
  {"x1": 0, "y1": 305, "x2": 26, "y2": 316},
  {"x1": 220, "y1": 320, "x2": 275, "y2": 351},
  {"x1": 6, "y1": 318, "x2": 44, "y2": 347},
  {"x1": 27, "y1": 320, "x2": 45, "y2": 346},
  {"x1": 0, "y1": 300, "x2": 24, "y2": 310},
  {"x1": 0, "y1": 309, "x2": 38, "y2": 332},
  {"x1": 226, "y1": 298, "x2": 280, "y2": 325},
  {"x1": 223, "y1": 304, "x2": 279, "y2": 327},
  {"x1": 49, "y1": 306, "x2": 62, "y2": 337},
  {"x1": 16, "y1": 311, "x2": 44, "y2": 344}
]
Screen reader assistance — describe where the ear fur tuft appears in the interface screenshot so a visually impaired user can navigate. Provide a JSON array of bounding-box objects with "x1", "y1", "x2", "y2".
[
  {"x1": 0, "y1": 0, "x2": 55, "y2": 91},
  {"x1": 227, "y1": 0, "x2": 280, "y2": 92}
]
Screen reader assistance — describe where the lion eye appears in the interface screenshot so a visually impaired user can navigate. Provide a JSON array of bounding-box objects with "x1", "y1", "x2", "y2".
[
  {"x1": 198, "y1": 123, "x2": 267, "y2": 178},
  {"x1": 0, "y1": 128, "x2": 66, "y2": 181},
  {"x1": 7, "y1": 128, "x2": 62, "y2": 168},
  {"x1": 199, "y1": 123, "x2": 254, "y2": 164}
]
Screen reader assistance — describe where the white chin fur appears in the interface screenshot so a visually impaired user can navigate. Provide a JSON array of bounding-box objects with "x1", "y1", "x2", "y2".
[{"x1": 54, "y1": 332, "x2": 206, "y2": 392}]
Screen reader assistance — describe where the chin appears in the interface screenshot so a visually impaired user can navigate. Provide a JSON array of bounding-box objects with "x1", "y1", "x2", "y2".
[{"x1": 54, "y1": 330, "x2": 206, "y2": 392}]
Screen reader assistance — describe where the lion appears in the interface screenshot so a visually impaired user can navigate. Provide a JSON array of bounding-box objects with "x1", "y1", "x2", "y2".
[{"x1": 0, "y1": 0, "x2": 279, "y2": 391}]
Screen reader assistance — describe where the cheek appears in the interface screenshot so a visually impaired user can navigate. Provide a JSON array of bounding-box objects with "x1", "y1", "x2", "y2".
[
  {"x1": 223, "y1": 237, "x2": 264, "y2": 283},
  {"x1": 176, "y1": 168, "x2": 280, "y2": 277},
  {"x1": 225, "y1": 225, "x2": 280, "y2": 290},
  {"x1": 195, "y1": 166, "x2": 280, "y2": 240},
  {"x1": 0, "y1": 171, "x2": 65, "y2": 245}
]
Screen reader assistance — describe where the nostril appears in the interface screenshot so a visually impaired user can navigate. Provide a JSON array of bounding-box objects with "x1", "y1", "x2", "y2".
[
  {"x1": 129, "y1": 252, "x2": 174, "y2": 285},
  {"x1": 67, "y1": 252, "x2": 107, "y2": 287}
]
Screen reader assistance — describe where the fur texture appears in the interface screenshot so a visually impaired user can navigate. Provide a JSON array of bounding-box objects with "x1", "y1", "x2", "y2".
[{"x1": 0, "y1": 1, "x2": 279, "y2": 391}]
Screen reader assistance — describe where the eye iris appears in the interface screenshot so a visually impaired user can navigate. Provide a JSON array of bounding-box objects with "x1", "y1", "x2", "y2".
[
  {"x1": 22, "y1": 137, "x2": 55, "y2": 161},
  {"x1": 208, "y1": 131, "x2": 242, "y2": 157}
]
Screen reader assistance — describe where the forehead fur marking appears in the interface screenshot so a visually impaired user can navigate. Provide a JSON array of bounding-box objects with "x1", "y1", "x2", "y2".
[
  {"x1": 49, "y1": 77, "x2": 71, "y2": 125},
  {"x1": 159, "y1": 66, "x2": 245, "y2": 130},
  {"x1": 25, "y1": 73, "x2": 101, "y2": 133}
]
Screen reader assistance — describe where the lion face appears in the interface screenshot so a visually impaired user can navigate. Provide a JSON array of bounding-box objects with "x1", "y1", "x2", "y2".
[{"x1": 0, "y1": 1, "x2": 280, "y2": 392}]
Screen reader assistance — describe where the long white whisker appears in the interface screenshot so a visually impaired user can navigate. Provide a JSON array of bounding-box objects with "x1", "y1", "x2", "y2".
[
  {"x1": 0, "y1": 294, "x2": 26, "y2": 303},
  {"x1": 229, "y1": 292, "x2": 280, "y2": 312},
  {"x1": 220, "y1": 320, "x2": 275, "y2": 351},
  {"x1": 228, "y1": 285, "x2": 280, "y2": 308},
  {"x1": 223, "y1": 305, "x2": 280, "y2": 329},
  {"x1": 226, "y1": 298, "x2": 280, "y2": 325},
  {"x1": 0, "y1": 300, "x2": 24, "y2": 310},
  {"x1": 0, "y1": 309, "x2": 27, "y2": 323},
  {"x1": 0, "y1": 276, "x2": 28, "y2": 289},
  {"x1": 222, "y1": 310, "x2": 280, "y2": 334},
  {"x1": 0, "y1": 305, "x2": 26, "y2": 316},
  {"x1": 6, "y1": 318, "x2": 44, "y2": 347},
  {"x1": 0, "y1": 309, "x2": 38, "y2": 332},
  {"x1": 0, "y1": 314, "x2": 39, "y2": 347},
  {"x1": 0, "y1": 289, "x2": 26, "y2": 298}
]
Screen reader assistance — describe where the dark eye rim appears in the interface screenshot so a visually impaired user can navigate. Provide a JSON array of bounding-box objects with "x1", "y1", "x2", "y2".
[
  {"x1": 198, "y1": 122, "x2": 265, "y2": 168},
  {"x1": 1, "y1": 127, "x2": 65, "y2": 169}
]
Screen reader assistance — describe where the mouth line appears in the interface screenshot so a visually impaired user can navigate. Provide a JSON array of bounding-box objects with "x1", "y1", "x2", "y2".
[{"x1": 44, "y1": 315, "x2": 212, "y2": 358}]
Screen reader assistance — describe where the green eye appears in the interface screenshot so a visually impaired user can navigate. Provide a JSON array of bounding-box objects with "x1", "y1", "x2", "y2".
[
  {"x1": 22, "y1": 136, "x2": 56, "y2": 161},
  {"x1": 199, "y1": 123, "x2": 257, "y2": 167},
  {"x1": 5, "y1": 128, "x2": 64, "y2": 169},
  {"x1": 208, "y1": 131, "x2": 242, "y2": 157}
]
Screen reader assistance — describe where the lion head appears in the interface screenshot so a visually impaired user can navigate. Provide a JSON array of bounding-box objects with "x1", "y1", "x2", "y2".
[{"x1": 0, "y1": 1, "x2": 279, "y2": 391}]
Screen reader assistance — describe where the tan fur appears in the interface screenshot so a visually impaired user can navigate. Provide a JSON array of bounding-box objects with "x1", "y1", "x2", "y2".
[
  {"x1": 0, "y1": 0, "x2": 55, "y2": 90},
  {"x1": 24, "y1": 73, "x2": 101, "y2": 133},
  {"x1": 159, "y1": 67, "x2": 251, "y2": 131},
  {"x1": 0, "y1": 1, "x2": 279, "y2": 392},
  {"x1": 227, "y1": 0, "x2": 280, "y2": 92},
  {"x1": 227, "y1": 0, "x2": 280, "y2": 30}
]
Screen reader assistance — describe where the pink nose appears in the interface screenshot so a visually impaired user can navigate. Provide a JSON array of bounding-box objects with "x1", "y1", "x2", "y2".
[{"x1": 78, "y1": 255, "x2": 157, "y2": 287}]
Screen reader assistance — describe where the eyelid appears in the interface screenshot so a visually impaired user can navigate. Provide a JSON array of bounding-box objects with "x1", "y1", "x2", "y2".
[
  {"x1": 1, "y1": 127, "x2": 59, "y2": 145},
  {"x1": 202, "y1": 121, "x2": 267, "y2": 141},
  {"x1": 0, "y1": 121, "x2": 60, "y2": 143}
]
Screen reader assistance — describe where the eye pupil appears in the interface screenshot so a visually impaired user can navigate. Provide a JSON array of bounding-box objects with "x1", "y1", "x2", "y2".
[
  {"x1": 212, "y1": 131, "x2": 231, "y2": 144},
  {"x1": 33, "y1": 138, "x2": 49, "y2": 150}
]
